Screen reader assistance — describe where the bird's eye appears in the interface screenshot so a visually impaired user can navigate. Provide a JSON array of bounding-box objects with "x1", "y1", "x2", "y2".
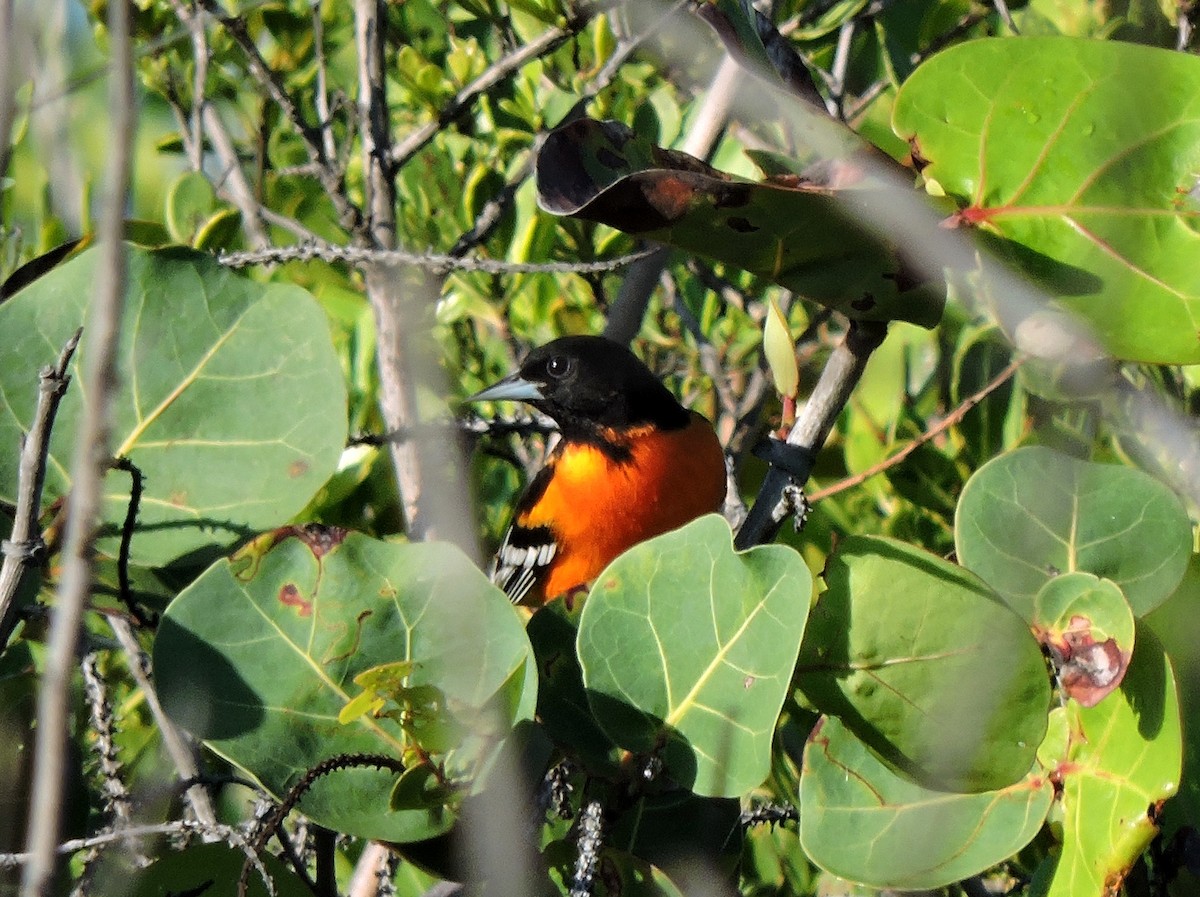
[{"x1": 545, "y1": 355, "x2": 573, "y2": 379}]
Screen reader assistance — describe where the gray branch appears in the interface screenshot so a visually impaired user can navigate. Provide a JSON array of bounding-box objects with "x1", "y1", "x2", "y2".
[
  {"x1": 18, "y1": 0, "x2": 134, "y2": 889},
  {"x1": 0, "y1": 329, "x2": 81, "y2": 649}
]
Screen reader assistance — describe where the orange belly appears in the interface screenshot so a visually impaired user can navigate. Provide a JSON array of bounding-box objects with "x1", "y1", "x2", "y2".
[{"x1": 520, "y1": 412, "x2": 726, "y2": 603}]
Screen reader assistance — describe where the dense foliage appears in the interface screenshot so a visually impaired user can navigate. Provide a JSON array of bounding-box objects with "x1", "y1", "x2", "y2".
[{"x1": 2, "y1": 1, "x2": 1199, "y2": 896}]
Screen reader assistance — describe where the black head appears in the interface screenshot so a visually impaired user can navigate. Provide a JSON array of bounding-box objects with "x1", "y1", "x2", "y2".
[{"x1": 469, "y1": 335, "x2": 690, "y2": 437}]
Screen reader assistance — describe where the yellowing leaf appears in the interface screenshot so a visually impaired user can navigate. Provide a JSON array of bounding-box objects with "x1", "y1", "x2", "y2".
[{"x1": 763, "y1": 295, "x2": 799, "y2": 398}]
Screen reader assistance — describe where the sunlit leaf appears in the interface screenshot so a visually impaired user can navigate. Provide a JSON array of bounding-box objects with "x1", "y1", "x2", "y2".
[
  {"x1": 1031, "y1": 572, "x2": 1134, "y2": 707},
  {"x1": 894, "y1": 37, "x2": 1200, "y2": 363},
  {"x1": 956, "y1": 446, "x2": 1192, "y2": 618},
  {"x1": 1039, "y1": 626, "x2": 1182, "y2": 896},
  {"x1": 535, "y1": 118, "x2": 943, "y2": 327}
]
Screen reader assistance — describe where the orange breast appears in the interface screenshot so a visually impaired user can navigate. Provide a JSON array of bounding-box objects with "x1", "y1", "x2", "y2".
[{"x1": 519, "y1": 412, "x2": 726, "y2": 603}]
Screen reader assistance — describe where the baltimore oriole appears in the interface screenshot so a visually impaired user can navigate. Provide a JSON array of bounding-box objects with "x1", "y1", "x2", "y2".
[{"x1": 469, "y1": 335, "x2": 727, "y2": 606}]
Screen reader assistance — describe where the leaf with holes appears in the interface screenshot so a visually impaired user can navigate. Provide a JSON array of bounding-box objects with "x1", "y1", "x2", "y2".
[
  {"x1": 1031, "y1": 573, "x2": 1134, "y2": 707},
  {"x1": 1039, "y1": 626, "x2": 1181, "y2": 896},
  {"x1": 0, "y1": 245, "x2": 347, "y2": 567},
  {"x1": 955, "y1": 446, "x2": 1192, "y2": 619},
  {"x1": 894, "y1": 37, "x2": 1200, "y2": 363},
  {"x1": 577, "y1": 515, "x2": 811, "y2": 798},
  {"x1": 799, "y1": 715, "x2": 1053, "y2": 890},
  {"x1": 535, "y1": 117, "x2": 943, "y2": 327},
  {"x1": 153, "y1": 528, "x2": 535, "y2": 842},
  {"x1": 795, "y1": 536, "x2": 1049, "y2": 792}
]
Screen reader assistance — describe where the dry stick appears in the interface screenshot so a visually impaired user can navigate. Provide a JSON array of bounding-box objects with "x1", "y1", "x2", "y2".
[
  {"x1": 19, "y1": 0, "x2": 133, "y2": 890},
  {"x1": 808, "y1": 357, "x2": 1025, "y2": 502},
  {"x1": 218, "y1": 241, "x2": 655, "y2": 273},
  {"x1": 0, "y1": 820, "x2": 247, "y2": 868},
  {"x1": 198, "y1": 0, "x2": 363, "y2": 231},
  {"x1": 0, "y1": 0, "x2": 16, "y2": 186},
  {"x1": 162, "y1": 0, "x2": 271, "y2": 248},
  {"x1": 386, "y1": 18, "x2": 585, "y2": 171},
  {"x1": 0, "y1": 330, "x2": 82, "y2": 649},
  {"x1": 735, "y1": 320, "x2": 888, "y2": 551},
  {"x1": 106, "y1": 614, "x2": 219, "y2": 829}
]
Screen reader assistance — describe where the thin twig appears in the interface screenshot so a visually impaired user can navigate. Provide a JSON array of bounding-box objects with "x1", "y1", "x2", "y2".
[
  {"x1": 217, "y1": 241, "x2": 657, "y2": 274},
  {"x1": 198, "y1": 0, "x2": 363, "y2": 231},
  {"x1": 0, "y1": 0, "x2": 17, "y2": 187},
  {"x1": 735, "y1": 320, "x2": 888, "y2": 550},
  {"x1": 19, "y1": 0, "x2": 133, "y2": 888},
  {"x1": 808, "y1": 357, "x2": 1024, "y2": 502},
  {"x1": 110, "y1": 458, "x2": 154, "y2": 627},
  {"x1": 0, "y1": 820, "x2": 254, "y2": 869},
  {"x1": 991, "y1": 0, "x2": 1020, "y2": 33},
  {"x1": 239, "y1": 754, "x2": 406, "y2": 897},
  {"x1": 107, "y1": 614, "x2": 220, "y2": 829},
  {"x1": 0, "y1": 329, "x2": 81, "y2": 648},
  {"x1": 387, "y1": 16, "x2": 589, "y2": 170}
]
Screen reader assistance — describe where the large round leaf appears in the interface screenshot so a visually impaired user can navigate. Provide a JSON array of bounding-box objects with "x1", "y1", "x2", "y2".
[
  {"x1": 153, "y1": 527, "x2": 535, "y2": 842},
  {"x1": 955, "y1": 446, "x2": 1192, "y2": 618},
  {"x1": 894, "y1": 37, "x2": 1200, "y2": 364},
  {"x1": 795, "y1": 535, "x2": 1049, "y2": 792},
  {"x1": 799, "y1": 715, "x2": 1052, "y2": 891},
  {"x1": 577, "y1": 515, "x2": 811, "y2": 798},
  {"x1": 0, "y1": 245, "x2": 347, "y2": 566}
]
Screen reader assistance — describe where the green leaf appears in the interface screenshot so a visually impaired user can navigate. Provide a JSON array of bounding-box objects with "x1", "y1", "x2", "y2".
[
  {"x1": 795, "y1": 536, "x2": 1049, "y2": 792},
  {"x1": 893, "y1": 37, "x2": 1200, "y2": 363},
  {"x1": 0, "y1": 245, "x2": 348, "y2": 567},
  {"x1": 763, "y1": 295, "x2": 799, "y2": 398},
  {"x1": 153, "y1": 528, "x2": 535, "y2": 841},
  {"x1": 799, "y1": 715, "x2": 1053, "y2": 890},
  {"x1": 955, "y1": 446, "x2": 1192, "y2": 618},
  {"x1": 1038, "y1": 625, "x2": 1182, "y2": 896},
  {"x1": 166, "y1": 171, "x2": 218, "y2": 244},
  {"x1": 577, "y1": 515, "x2": 811, "y2": 798},
  {"x1": 119, "y1": 843, "x2": 312, "y2": 897},
  {"x1": 1031, "y1": 572, "x2": 1134, "y2": 707},
  {"x1": 535, "y1": 118, "x2": 944, "y2": 327}
]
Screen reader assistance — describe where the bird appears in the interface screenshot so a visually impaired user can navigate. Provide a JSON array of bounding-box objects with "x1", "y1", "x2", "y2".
[{"x1": 468, "y1": 335, "x2": 727, "y2": 606}]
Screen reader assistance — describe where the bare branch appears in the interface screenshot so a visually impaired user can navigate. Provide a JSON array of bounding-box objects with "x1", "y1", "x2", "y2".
[
  {"x1": 734, "y1": 320, "x2": 888, "y2": 550},
  {"x1": 217, "y1": 241, "x2": 657, "y2": 275},
  {"x1": 198, "y1": 0, "x2": 363, "y2": 231},
  {"x1": 0, "y1": 820, "x2": 246, "y2": 869},
  {"x1": 387, "y1": 18, "x2": 587, "y2": 170},
  {"x1": 808, "y1": 357, "x2": 1024, "y2": 501},
  {"x1": 107, "y1": 614, "x2": 219, "y2": 829},
  {"x1": 0, "y1": 329, "x2": 81, "y2": 648},
  {"x1": 0, "y1": 0, "x2": 17, "y2": 186},
  {"x1": 19, "y1": 0, "x2": 134, "y2": 888}
]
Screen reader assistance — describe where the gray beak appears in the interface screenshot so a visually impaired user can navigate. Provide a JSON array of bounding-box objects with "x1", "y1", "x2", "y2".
[{"x1": 466, "y1": 372, "x2": 544, "y2": 404}]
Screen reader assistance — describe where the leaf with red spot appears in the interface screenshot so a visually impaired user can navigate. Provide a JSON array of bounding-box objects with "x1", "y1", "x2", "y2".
[
  {"x1": 893, "y1": 36, "x2": 1200, "y2": 363},
  {"x1": 535, "y1": 117, "x2": 943, "y2": 327},
  {"x1": 1031, "y1": 573, "x2": 1134, "y2": 707},
  {"x1": 799, "y1": 715, "x2": 1053, "y2": 890},
  {"x1": 154, "y1": 530, "x2": 536, "y2": 842},
  {"x1": 1037, "y1": 626, "x2": 1182, "y2": 896}
]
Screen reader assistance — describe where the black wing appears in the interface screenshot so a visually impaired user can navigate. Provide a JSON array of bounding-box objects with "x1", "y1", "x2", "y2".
[{"x1": 491, "y1": 522, "x2": 557, "y2": 604}]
